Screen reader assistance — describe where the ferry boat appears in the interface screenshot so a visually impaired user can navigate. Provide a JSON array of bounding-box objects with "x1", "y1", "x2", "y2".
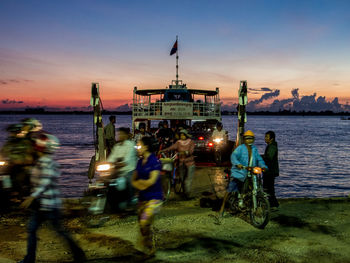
[{"x1": 88, "y1": 43, "x2": 247, "y2": 179}]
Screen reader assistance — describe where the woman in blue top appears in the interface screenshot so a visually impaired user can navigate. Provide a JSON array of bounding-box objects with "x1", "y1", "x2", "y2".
[{"x1": 132, "y1": 136, "x2": 162, "y2": 256}]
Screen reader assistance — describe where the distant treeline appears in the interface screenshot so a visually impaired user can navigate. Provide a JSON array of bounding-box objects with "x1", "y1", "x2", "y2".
[{"x1": 0, "y1": 109, "x2": 349, "y2": 116}]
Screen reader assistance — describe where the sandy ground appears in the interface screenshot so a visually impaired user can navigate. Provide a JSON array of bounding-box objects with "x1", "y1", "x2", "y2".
[{"x1": 1, "y1": 167, "x2": 350, "y2": 263}]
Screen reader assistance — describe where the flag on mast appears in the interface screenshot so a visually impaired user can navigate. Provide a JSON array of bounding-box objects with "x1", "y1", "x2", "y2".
[{"x1": 170, "y1": 40, "x2": 178, "y2": 55}]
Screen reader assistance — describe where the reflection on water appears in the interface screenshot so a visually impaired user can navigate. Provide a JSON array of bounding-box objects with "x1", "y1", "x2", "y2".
[{"x1": 0, "y1": 114, "x2": 349, "y2": 198}]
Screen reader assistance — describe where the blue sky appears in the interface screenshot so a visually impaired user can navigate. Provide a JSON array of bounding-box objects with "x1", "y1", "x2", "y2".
[{"x1": 1, "y1": 0, "x2": 349, "y2": 109}]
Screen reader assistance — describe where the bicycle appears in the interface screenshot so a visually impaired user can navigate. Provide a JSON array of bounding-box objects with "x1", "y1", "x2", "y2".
[
  {"x1": 226, "y1": 166, "x2": 270, "y2": 229},
  {"x1": 159, "y1": 153, "x2": 186, "y2": 202}
]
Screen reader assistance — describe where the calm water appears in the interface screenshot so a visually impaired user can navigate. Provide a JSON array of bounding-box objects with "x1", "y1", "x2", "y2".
[{"x1": 0, "y1": 114, "x2": 349, "y2": 198}]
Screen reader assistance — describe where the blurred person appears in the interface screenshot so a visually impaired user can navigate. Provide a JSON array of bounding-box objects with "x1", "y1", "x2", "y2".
[
  {"x1": 0, "y1": 119, "x2": 43, "y2": 201},
  {"x1": 159, "y1": 129, "x2": 195, "y2": 199},
  {"x1": 19, "y1": 133, "x2": 85, "y2": 263},
  {"x1": 218, "y1": 130, "x2": 267, "y2": 217},
  {"x1": 134, "y1": 123, "x2": 151, "y2": 143},
  {"x1": 107, "y1": 127, "x2": 137, "y2": 206},
  {"x1": 0, "y1": 123, "x2": 25, "y2": 210},
  {"x1": 104, "y1": 115, "x2": 116, "y2": 156},
  {"x1": 21, "y1": 118, "x2": 43, "y2": 136},
  {"x1": 132, "y1": 136, "x2": 163, "y2": 257},
  {"x1": 263, "y1": 131, "x2": 279, "y2": 210}
]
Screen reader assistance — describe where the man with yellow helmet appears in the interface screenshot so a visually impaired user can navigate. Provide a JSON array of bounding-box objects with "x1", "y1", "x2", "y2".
[{"x1": 218, "y1": 130, "x2": 267, "y2": 217}]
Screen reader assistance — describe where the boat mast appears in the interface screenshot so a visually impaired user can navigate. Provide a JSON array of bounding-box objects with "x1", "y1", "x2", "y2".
[{"x1": 176, "y1": 35, "x2": 179, "y2": 88}]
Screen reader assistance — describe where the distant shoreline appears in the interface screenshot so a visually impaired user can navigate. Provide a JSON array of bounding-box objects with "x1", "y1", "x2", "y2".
[{"x1": 0, "y1": 110, "x2": 349, "y2": 116}]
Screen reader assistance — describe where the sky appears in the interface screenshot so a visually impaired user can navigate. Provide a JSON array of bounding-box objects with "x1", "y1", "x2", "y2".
[{"x1": 1, "y1": 0, "x2": 350, "y2": 111}]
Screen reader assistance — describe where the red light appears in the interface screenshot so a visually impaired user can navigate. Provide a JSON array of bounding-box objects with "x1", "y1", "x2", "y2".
[
  {"x1": 208, "y1": 142, "x2": 214, "y2": 147},
  {"x1": 199, "y1": 136, "x2": 204, "y2": 140}
]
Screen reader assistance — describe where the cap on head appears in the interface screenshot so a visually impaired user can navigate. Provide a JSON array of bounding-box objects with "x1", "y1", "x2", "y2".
[
  {"x1": 243, "y1": 130, "x2": 255, "y2": 138},
  {"x1": 180, "y1": 129, "x2": 191, "y2": 138},
  {"x1": 21, "y1": 118, "x2": 42, "y2": 131}
]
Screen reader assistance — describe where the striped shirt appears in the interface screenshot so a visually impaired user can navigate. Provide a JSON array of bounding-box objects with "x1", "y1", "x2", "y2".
[{"x1": 30, "y1": 155, "x2": 62, "y2": 211}]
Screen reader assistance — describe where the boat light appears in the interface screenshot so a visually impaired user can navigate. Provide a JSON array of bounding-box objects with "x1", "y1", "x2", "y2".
[
  {"x1": 0, "y1": 161, "x2": 5, "y2": 166},
  {"x1": 208, "y1": 142, "x2": 214, "y2": 147},
  {"x1": 198, "y1": 136, "x2": 204, "y2": 140}
]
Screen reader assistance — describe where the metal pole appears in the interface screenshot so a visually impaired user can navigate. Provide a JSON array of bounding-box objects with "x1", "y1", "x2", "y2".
[{"x1": 235, "y1": 81, "x2": 248, "y2": 148}]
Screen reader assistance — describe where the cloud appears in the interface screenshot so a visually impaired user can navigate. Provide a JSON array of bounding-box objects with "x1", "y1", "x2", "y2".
[
  {"x1": 259, "y1": 90, "x2": 280, "y2": 102},
  {"x1": 2, "y1": 99, "x2": 24, "y2": 104},
  {"x1": 247, "y1": 89, "x2": 281, "y2": 110},
  {"x1": 222, "y1": 88, "x2": 349, "y2": 112},
  {"x1": 115, "y1": 103, "x2": 132, "y2": 112},
  {"x1": 248, "y1": 87, "x2": 273, "y2": 92},
  {"x1": 0, "y1": 79, "x2": 34, "y2": 85},
  {"x1": 291, "y1": 88, "x2": 299, "y2": 100}
]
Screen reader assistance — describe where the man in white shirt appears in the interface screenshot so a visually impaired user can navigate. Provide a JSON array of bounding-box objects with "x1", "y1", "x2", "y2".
[
  {"x1": 107, "y1": 127, "x2": 137, "y2": 206},
  {"x1": 211, "y1": 122, "x2": 228, "y2": 142}
]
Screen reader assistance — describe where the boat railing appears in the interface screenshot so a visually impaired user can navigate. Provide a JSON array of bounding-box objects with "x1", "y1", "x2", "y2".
[{"x1": 132, "y1": 101, "x2": 221, "y2": 119}]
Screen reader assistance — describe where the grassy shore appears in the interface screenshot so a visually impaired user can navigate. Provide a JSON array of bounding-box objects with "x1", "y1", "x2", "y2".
[{"x1": 0, "y1": 196, "x2": 349, "y2": 263}]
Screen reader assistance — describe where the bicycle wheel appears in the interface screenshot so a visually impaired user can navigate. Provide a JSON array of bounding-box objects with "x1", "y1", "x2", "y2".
[
  {"x1": 227, "y1": 192, "x2": 239, "y2": 214},
  {"x1": 161, "y1": 172, "x2": 171, "y2": 202},
  {"x1": 249, "y1": 192, "x2": 270, "y2": 229},
  {"x1": 174, "y1": 166, "x2": 185, "y2": 194}
]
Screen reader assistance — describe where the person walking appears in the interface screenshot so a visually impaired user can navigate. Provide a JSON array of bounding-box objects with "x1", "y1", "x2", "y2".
[
  {"x1": 263, "y1": 130, "x2": 279, "y2": 210},
  {"x1": 132, "y1": 136, "x2": 163, "y2": 257},
  {"x1": 19, "y1": 133, "x2": 85, "y2": 263},
  {"x1": 159, "y1": 129, "x2": 195, "y2": 199},
  {"x1": 107, "y1": 127, "x2": 137, "y2": 208},
  {"x1": 104, "y1": 115, "x2": 116, "y2": 156}
]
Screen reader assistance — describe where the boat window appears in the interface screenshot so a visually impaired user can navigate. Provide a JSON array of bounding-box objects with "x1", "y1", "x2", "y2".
[{"x1": 164, "y1": 91, "x2": 191, "y2": 102}]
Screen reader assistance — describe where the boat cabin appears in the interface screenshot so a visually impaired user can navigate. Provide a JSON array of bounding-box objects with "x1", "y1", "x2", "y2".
[{"x1": 132, "y1": 80, "x2": 221, "y2": 132}]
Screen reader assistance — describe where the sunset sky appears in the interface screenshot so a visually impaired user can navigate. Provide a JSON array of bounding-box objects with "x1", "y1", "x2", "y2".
[{"x1": 1, "y1": 0, "x2": 350, "y2": 110}]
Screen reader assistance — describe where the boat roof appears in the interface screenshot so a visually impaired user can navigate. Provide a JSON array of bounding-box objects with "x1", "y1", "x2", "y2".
[{"x1": 135, "y1": 88, "x2": 218, "y2": 96}]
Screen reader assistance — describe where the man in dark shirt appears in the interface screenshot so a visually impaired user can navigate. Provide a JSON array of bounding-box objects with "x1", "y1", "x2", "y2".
[
  {"x1": 104, "y1": 116, "x2": 116, "y2": 156},
  {"x1": 156, "y1": 121, "x2": 174, "y2": 149},
  {"x1": 263, "y1": 131, "x2": 279, "y2": 210}
]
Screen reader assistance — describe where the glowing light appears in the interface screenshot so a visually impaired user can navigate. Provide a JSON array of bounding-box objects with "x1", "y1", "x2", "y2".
[
  {"x1": 213, "y1": 138, "x2": 223, "y2": 143},
  {"x1": 96, "y1": 163, "x2": 111, "y2": 172},
  {"x1": 253, "y1": 167, "x2": 262, "y2": 174},
  {"x1": 208, "y1": 142, "x2": 214, "y2": 147}
]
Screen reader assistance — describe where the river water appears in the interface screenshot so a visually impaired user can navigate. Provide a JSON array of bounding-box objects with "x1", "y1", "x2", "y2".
[{"x1": 0, "y1": 114, "x2": 349, "y2": 198}]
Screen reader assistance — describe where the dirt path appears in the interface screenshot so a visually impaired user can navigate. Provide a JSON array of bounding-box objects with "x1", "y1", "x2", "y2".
[{"x1": 1, "y1": 196, "x2": 350, "y2": 263}]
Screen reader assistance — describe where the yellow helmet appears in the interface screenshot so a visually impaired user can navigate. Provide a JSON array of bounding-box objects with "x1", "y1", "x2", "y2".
[{"x1": 243, "y1": 130, "x2": 255, "y2": 138}]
